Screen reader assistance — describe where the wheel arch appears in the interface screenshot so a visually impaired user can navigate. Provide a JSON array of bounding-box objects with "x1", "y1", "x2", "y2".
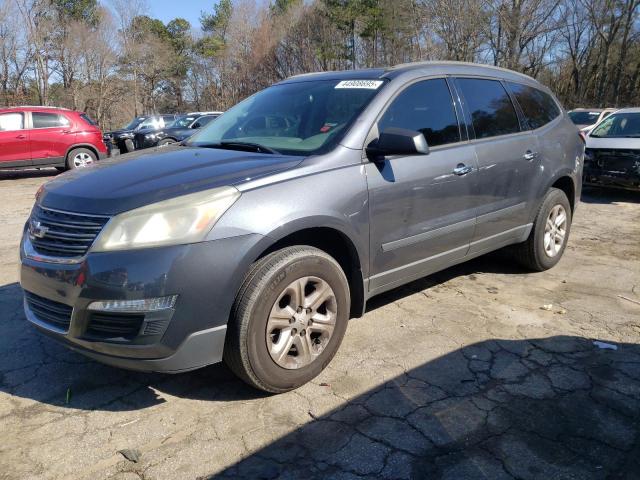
[
  {"x1": 536, "y1": 168, "x2": 578, "y2": 214},
  {"x1": 65, "y1": 143, "x2": 99, "y2": 161},
  {"x1": 550, "y1": 175, "x2": 576, "y2": 213},
  {"x1": 252, "y1": 226, "x2": 366, "y2": 319}
]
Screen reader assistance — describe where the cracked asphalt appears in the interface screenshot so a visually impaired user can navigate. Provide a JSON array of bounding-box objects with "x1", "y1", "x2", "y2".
[{"x1": 1, "y1": 168, "x2": 640, "y2": 480}]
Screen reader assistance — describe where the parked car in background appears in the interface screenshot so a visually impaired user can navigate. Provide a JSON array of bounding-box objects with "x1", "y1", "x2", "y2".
[
  {"x1": 584, "y1": 107, "x2": 640, "y2": 191},
  {"x1": 134, "y1": 111, "x2": 222, "y2": 149},
  {"x1": 103, "y1": 114, "x2": 177, "y2": 154},
  {"x1": 20, "y1": 62, "x2": 582, "y2": 393},
  {"x1": 0, "y1": 106, "x2": 107, "y2": 171},
  {"x1": 568, "y1": 108, "x2": 617, "y2": 131}
]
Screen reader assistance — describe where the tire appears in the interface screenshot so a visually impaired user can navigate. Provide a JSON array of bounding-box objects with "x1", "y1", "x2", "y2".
[
  {"x1": 66, "y1": 148, "x2": 97, "y2": 170},
  {"x1": 224, "y1": 246, "x2": 351, "y2": 393},
  {"x1": 157, "y1": 138, "x2": 176, "y2": 147},
  {"x1": 512, "y1": 188, "x2": 572, "y2": 271}
]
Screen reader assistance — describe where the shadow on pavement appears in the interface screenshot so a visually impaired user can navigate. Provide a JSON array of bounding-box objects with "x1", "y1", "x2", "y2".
[
  {"x1": 0, "y1": 168, "x2": 59, "y2": 181},
  {"x1": 581, "y1": 186, "x2": 640, "y2": 205},
  {"x1": 212, "y1": 335, "x2": 640, "y2": 479},
  {"x1": 366, "y1": 250, "x2": 525, "y2": 313}
]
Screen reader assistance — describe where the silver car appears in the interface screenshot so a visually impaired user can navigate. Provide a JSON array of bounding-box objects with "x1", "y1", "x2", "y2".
[
  {"x1": 584, "y1": 107, "x2": 640, "y2": 191},
  {"x1": 21, "y1": 62, "x2": 583, "y2": 392}
]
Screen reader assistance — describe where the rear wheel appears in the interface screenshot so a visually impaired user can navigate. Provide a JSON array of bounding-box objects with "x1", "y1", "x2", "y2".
[
  {"x1": 224, "y1": 246, "x2": 350, "y2": 393},
  {"x1": 512, "y1": 188, "x2": 572, "y2": 271},
  {"x1": 66, "y1": 148, "x2": 97, "y2": 170}
]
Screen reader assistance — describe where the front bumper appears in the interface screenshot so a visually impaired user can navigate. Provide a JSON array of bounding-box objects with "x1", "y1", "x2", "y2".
[
  {"x1": 20, "y1": 234, "x2": 264, "y2": 372},
  {"x1": 134, "y1": 136, "x2": 158, "y2": 150},
  {"x1": 583, "y1": 151, "x2": 640, "y2": 191}
]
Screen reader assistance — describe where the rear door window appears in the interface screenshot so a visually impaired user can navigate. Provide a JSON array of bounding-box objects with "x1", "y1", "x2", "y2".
[
  {"x1": 194, "y1": 115, "x2": 217, "y2": 128},
  {"x1": 32, "y1": 112, "x2": 70, "y2": 129},
  {"x1": 0, "y1": 112, "x2": 24, "y2": 131},
  {"x1": 507, "y1": 82, "x2": 560, "y2": 129},
  {"x1": 377, "y1": 78, "x2": 460, "y2": 147},
  {"x1": 456, "y1": 78, "x2": 521, "y2": 139}
]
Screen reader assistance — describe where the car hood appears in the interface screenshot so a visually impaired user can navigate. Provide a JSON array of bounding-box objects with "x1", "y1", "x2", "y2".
[
  {"x1": 136, "y1": 127, "x2": 163, "y2": 136},
  {"x1": 39, "y1": 146, "x2": 305, "y2": 215},
  {"x1": 105, "y1": 128, "x2": 134, "y2": 137},
  {"x1": 586, "y1": 137, "x2": 640, "y2": 150}
]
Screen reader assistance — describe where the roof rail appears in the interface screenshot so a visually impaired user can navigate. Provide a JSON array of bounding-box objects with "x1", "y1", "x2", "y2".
[
  {"x1": 11, "y1": 105, "x2": 71, "y2": 110},
  {"x1": 389, "y1": 60, "x2": 536, "y2": 81}
]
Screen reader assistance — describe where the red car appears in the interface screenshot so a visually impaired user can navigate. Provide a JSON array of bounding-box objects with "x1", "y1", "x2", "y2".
[{"x1": 0, "y1": 106, "x2": 108, "y2": 171}]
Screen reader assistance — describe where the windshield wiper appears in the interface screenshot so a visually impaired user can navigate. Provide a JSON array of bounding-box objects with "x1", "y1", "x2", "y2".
[{"x1": 198, "y1": 142, "x2": 280, "y2": 155}]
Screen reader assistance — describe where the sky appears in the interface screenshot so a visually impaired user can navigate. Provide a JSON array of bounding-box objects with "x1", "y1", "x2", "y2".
[{"x1": 147, "y1": 0, "x2": 212, "y2": 29}]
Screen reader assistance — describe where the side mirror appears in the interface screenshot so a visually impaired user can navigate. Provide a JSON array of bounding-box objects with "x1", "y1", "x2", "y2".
[
  {"x1": 192, "y1": 122, "x2": 201, "y2": 129},
  {"x1": 366, "y1": 128, "x2": 429, "y2": 160}
]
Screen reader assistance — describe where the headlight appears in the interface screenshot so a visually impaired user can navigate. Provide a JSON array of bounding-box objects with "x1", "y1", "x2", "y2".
[
  {"x1": 91, "y1": 186, "x2": 240, "y2": 252},
  {"x1": 145, "y1": 133, "x2": 156, "y2": 139}
]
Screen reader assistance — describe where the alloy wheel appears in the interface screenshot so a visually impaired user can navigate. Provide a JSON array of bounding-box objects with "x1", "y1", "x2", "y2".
[
  {"x1": 266, "y1": 276, "x2": 337, "y2": 370},
  {"x1": 73, "y1": 152, "x2": 93, "y2": 168},
  {"x1": 543, "y1": 204, "x2": 567, "y2": 257}
]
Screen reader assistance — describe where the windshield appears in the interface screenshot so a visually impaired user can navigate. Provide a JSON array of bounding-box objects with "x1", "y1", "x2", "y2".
[
  {"x1": 123, "y1": 117, "x2": 146, "y2": 130},
  {"x1": 187, "y1": 79, "x2": 387, "y2": 156},
  {"x1": 590, "y1": 112, "x2": 640, "y2": 138},
  {"x1": 568, "y1": 111, "x2": 600, "y2": 125},
  {"x1": 171, "y1": 115, "x2": 197, "y2": 128}
]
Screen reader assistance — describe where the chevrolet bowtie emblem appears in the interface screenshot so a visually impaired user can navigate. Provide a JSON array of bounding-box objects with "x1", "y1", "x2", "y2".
[{"x1": 29, "y1": 220, "x2": 49, "y2": 239}]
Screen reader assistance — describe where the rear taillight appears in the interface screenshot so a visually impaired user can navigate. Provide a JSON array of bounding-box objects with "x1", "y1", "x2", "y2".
[{"x1": 578, "y1": 131, "x2": 586, "y2": 143}]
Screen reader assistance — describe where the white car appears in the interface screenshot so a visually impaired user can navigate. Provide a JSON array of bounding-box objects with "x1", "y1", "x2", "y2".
[
  {"x1": 569, "y1": 108, "x2": 617, "y2": 132},
  {"x1": 583, "y1": 107, "x2": 640, "y2": 191}
]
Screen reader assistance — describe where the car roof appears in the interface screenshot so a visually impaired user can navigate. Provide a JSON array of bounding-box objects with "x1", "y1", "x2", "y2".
[
  {"x1": 184, "y1": 111, "x2": 223, "y2": 116},
  {"x1": 279, "y1": 61, "x2": 539, "y2": 86},
  {"x1": 607, "y1": 107, "x2": 640, "y2": 114},
  {"x1": 0, "y1": 106, "x2": 75, "y2": 113}
]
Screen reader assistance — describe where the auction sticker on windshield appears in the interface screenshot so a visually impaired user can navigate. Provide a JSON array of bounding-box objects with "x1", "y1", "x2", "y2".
[{"x1": 335, "y1": 80, "x2": 384, "y2": 89}]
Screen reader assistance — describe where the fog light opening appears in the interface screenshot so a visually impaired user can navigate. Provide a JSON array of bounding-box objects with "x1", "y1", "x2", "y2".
[{"x1": 87, "y1": 295, "x2": 178, "y2": 313}]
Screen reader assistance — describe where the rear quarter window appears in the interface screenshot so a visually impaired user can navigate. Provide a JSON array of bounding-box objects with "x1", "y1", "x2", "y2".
[
  {"x1": 80, "y1": 113, "x2": 98, "y2": 126},
  {"x1": 507, "y1": 82, "x2": 560, "y2": 129}
]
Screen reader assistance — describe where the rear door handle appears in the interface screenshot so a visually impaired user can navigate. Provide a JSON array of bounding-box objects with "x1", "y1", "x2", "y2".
[
  {"x1": 15, "y1": 134, "x2": 26, "y2": 139},
  {"x1": 452, "y1": 164, "x2": 473, "y2": 176},
  {"x1": 523, "y1": 150, "x2": 539, "y2": 161}
]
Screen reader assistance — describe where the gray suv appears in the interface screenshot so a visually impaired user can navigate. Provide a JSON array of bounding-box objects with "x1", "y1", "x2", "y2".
[{"x1": 20, "y1": 62, "x2": 583, "y2": 393}]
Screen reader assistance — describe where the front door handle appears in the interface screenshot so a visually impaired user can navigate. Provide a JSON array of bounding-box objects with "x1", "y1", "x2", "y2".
[
  {"x1": 523, "y1": 150, "x2": 539, "y2": 161},
  {"x1": 15, "y1": 134, "x2": 26, "y2": 139},
  {"x1": 453, "y1": 164, "x2": 473, "y2": 176}
]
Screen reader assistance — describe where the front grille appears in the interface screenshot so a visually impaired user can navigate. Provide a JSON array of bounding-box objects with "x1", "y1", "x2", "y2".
[
  {"x1": 24, "y1": 291, "x2": 73, "y2": 331},
  {"x1": 28, "y1": 205, "x2": 110, "y2": 258},
  {"x1": 85, "y1": 313, "x2": 144, "y2": 340}
]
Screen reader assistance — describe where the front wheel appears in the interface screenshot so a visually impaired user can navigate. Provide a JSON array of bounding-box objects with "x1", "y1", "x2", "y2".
[
  {"x1": 224, "y1": 246, "x2": 350, "y2": 393},
  {"x1": 512, "y1": 188, "x2": 572, "y2": 271}
]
